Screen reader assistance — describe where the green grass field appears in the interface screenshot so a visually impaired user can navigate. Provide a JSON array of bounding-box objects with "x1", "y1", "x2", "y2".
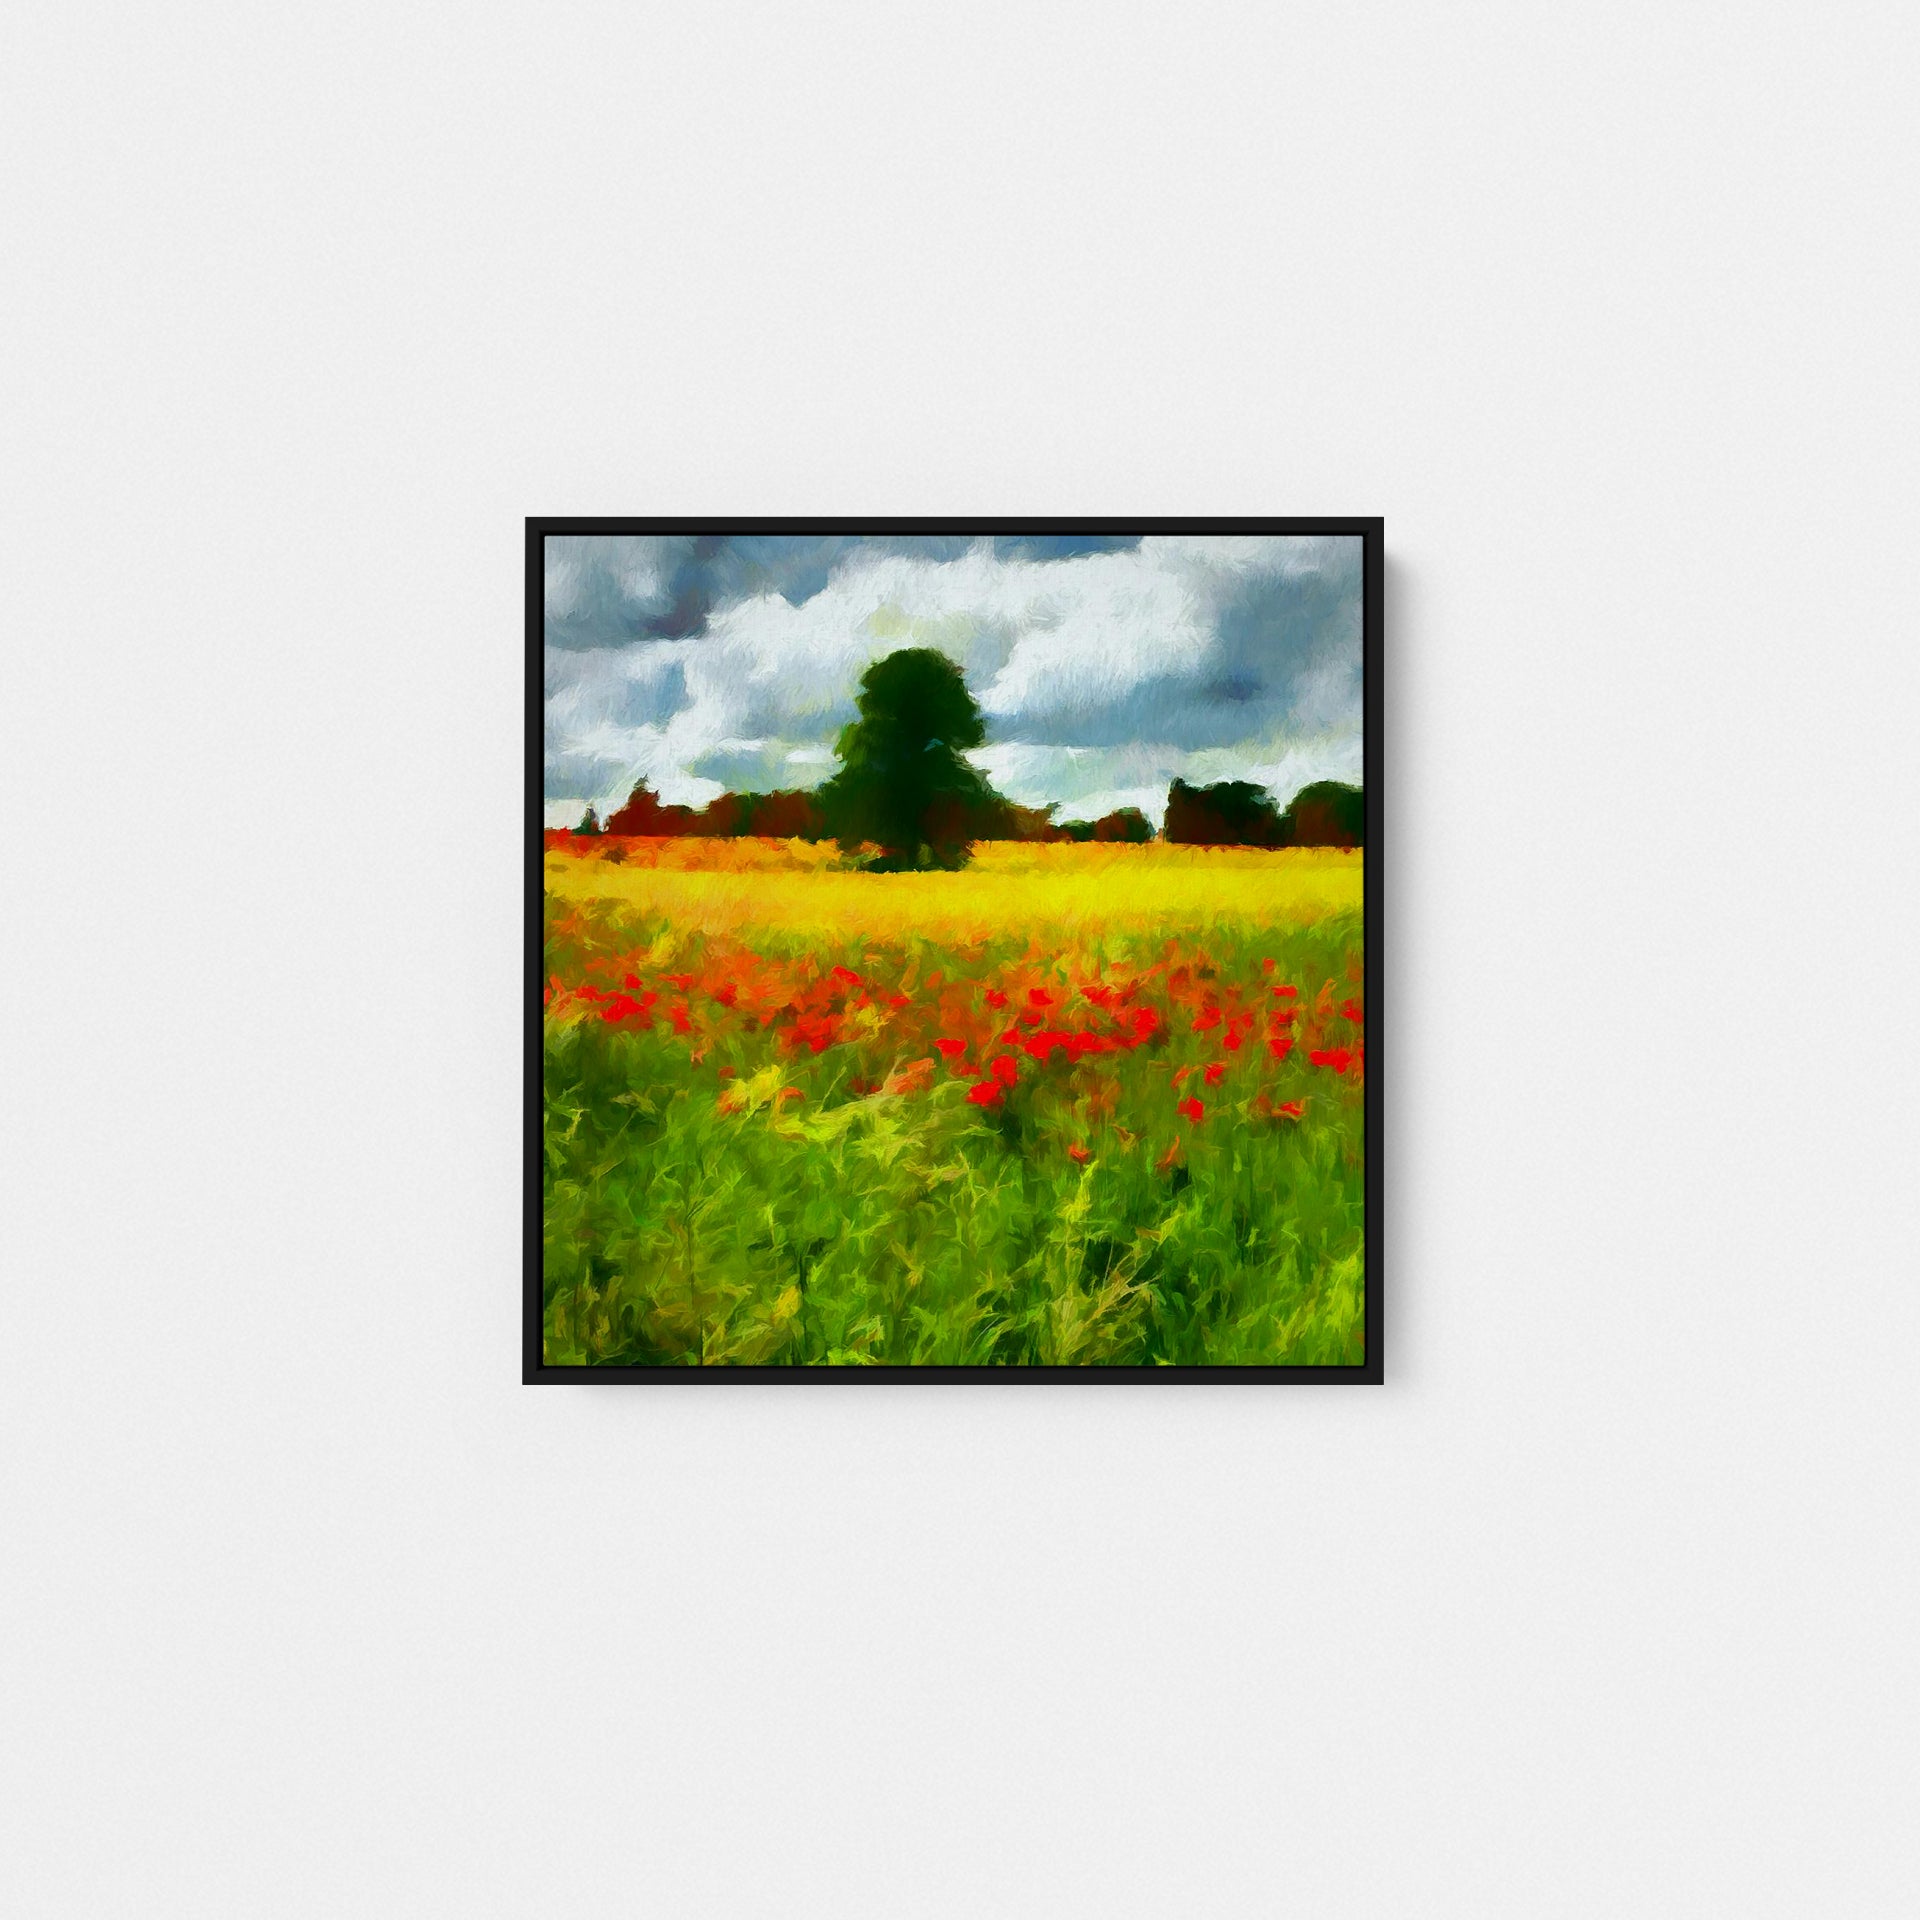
[{"x1": 542, "y1": 838, "x2": 1366, "y2": 1367}]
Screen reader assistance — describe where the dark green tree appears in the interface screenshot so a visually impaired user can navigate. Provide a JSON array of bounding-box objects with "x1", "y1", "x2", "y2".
[
  {"x1": 576, "y1": 805, "x2": 601, "y2": 836},
  {"x1": 1092, "y1": 806, "x2": 1154, "y2": 844},
  {"x1": 1282, "y1": 780, "x2": 1364, "y2": 847},
  {"x1": 1163, "y1": 778, "x2": 1286, "y2": 847},
  {"x1": 817, "y1": 648, "x2": 1004, "y2": 868}
]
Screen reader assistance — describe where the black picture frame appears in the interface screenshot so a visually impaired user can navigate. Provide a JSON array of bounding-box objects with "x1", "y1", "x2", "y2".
[{"x1": 527, "y1": 518, "x2": 1383, "y2": 1383}]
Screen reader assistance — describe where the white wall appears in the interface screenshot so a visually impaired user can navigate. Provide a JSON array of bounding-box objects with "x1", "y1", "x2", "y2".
[{"x1": 4, "y1": 3, "x2": 1915, "y2": 1913}]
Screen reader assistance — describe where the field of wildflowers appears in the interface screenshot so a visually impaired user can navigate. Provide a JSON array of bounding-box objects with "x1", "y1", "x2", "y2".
[{"x1": 541, "y1": 838, "x2": 1367, "y2": 1367}]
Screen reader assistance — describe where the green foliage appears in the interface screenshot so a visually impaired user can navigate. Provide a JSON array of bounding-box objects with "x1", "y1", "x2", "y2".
[
  {"x1": 1055, "y1": 808, "x2": 1154, "y2": 844},
  {"x1": 1094, "y1": 806, "x2": 1154, "y2": 844},
  {"x1": 1283, "y1": 780, "x2": 1365, "y2": 848},
  {"x1": 1164, "y1": 778, "x2": 1287, "y2": 847},
  {"x1": 597, "y1": 782, "x2": 828, "y2": 840},
  {"x1": 815, "y1": 648, "x2": 1005, "y2": 869},
  {"x1": 576, "y1": 806, "x2": 601, "y2": 836},
  {"x1": 1161, "y1": 779, "x2": 1366, "y2": 849}
]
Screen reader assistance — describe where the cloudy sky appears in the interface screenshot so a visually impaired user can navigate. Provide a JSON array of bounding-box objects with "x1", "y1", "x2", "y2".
[{"x1": 543, "y1": 533, "x2": 1363, "y2": 830}]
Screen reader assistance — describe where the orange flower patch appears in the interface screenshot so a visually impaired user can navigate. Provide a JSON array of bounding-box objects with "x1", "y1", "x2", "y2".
[{"x1": 881, "y1": 1057, "x2": 936, "y2": 1097}]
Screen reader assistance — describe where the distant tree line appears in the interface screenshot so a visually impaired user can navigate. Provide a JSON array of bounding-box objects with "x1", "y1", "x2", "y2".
[
  {"x1": 571, "y1": 775, "x2": 1359, "y2": 850},
  {"x1": 562, "y1": 645, "x2": 1361, "y2": 859},
  {"x1": 576, "y1": 783, "x2": 1157, "y2": 848},
  {"x1": 1162, "y1": 777, "x2": 1364, "y2": 849},
  {"x1": 589, "y1": 784, "x2": 830, "y2": 840}
]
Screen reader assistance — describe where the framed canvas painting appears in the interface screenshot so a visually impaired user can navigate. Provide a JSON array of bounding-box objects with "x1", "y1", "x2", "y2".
[{"x1": 527, "y1": 520, "x2": 1381, "y2": 1380}]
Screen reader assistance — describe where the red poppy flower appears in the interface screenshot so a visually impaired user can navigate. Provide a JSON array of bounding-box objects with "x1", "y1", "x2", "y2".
[
  {"x1": 783, "y1": 1012, "x2": 841, "y2": 1054},
  {"x1": 1267, "y1": 1035, "x2": 1293, "y2": 1061},
  {"x1": 1272, "y1": 984, "x2": 1298, "y2": 1000},
  {"x1": 934, "y1": 1038, "x2": 967, "y2": 1060},
  {"x1": 984, "y1": 988, "x2": 1009, "y2": 1009},
  {"x1": 664, "y1": 973, "x2": 694, "y2": 991},
  {"x1": 1177, "y1": 1095, "x2": 1204, "y2": 1123},
  {"x1": 888, "y1": 992, "x2": 910, "y2": 1009},
  {"x1": 1191, "y1": 1007, "x2": 1223, "y2": 1033},
  {"x1": 1262, "y1": 957, "x2": 1276, "y2": 974},
  {"x1": 990, "y1": 1053, "x2": 1019, "y2": 1087},
  {"x1": 966, "y1": 1081, "x2": 1003, "y2": 1108},
  {"x1": 1067, "y1": 1143, "x2": 1091, "y2": 1164},
  {"x1": 1277, "y1": 1100, "x2": 1304, "y2": 1120},
  {"x1": 669, "y1": 1003, "x2": 692, "y2": 1035},
  {"x1": 1340, "y1": 1000, "x2": 1364, "y2": 1023},
  {"x1": 831, "y1": 965, "x2": 861, "y2": 985},
  {"x1": 1027, "y1": 987, "x2": 1055, "y2": 1008},
  {"x1": 623, "y1": 972, "x2": 642, "y2": 989},
  {"x1": 1309, "y1": 1047, "x2": 1353, "y2": 1073},
  {"x1": 1203, "y1": 1063, "x2": 1226, "y2": 1087}
]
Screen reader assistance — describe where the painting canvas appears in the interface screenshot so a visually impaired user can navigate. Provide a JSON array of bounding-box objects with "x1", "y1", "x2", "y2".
[{"x1": 528, "y1": 520, "x2": 1380, "y2": 1379}]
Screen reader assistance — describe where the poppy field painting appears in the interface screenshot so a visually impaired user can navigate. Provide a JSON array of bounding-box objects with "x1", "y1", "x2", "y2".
[{"x1": 528, "y1": 520, "x2": 1381, "y2": 1379}]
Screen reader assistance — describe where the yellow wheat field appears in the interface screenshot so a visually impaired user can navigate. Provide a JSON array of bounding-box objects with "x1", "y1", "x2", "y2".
[{"x1": 545, "y1": 837, "x2": 1363, "y2": 942}]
